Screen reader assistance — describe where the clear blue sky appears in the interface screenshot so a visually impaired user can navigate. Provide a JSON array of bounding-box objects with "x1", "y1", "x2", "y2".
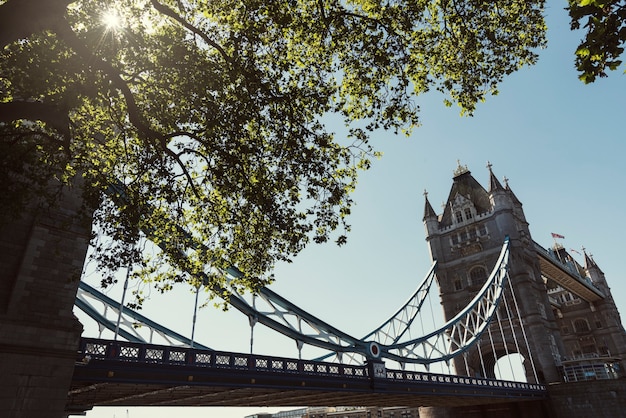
[{"x1": 78, "y1": 2, "x2": 626, "y2": 417}]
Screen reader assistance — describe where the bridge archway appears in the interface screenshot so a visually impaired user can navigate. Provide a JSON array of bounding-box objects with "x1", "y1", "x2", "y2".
[
  {"x1": 467, "y1": 343, "x2": 531, "y2": 382},
  {"x1": 494, "y1": 353, "x2": 526, "y2": 381}
]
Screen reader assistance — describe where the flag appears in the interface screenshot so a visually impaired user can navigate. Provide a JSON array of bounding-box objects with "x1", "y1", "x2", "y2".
[
  {"x1": 570, "y1": 248, "x2": 581, "y2": 255},
  {"x1": 551, "y1": 232, "x2": 565, "y2": 239}
]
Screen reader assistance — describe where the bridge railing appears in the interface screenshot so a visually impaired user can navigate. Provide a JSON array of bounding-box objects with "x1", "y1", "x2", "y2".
[
  {"x1": 383, "y1": 368, "x2": 545, "y2": 392},
  {"x1": 77, "y1": 337, "x2": 546, "y2": 394},
  {"x1": 78, "y1": 337, "x2": 368, "y2": 379}
]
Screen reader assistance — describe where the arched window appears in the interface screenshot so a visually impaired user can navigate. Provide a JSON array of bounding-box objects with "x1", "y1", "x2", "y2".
[
  {"x1": 573, "y1": 319, "x2": 590, "y2": 333},
  {"x1": 469, "y1": 266, "x2": 487, "y2": 287}
]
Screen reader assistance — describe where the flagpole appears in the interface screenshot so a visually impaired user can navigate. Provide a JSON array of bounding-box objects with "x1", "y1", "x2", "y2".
[{"x1": 551, "y1": 232, "x2": 565, "y2": 263}]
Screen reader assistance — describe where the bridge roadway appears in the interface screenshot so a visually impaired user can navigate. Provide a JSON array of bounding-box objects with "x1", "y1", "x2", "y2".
[
  {"x1": 533, "y1": 241, "x2": 604, "y2": 302},
  {"x1": 67, "y1": 338, "x2": 546, "y2": 413}
]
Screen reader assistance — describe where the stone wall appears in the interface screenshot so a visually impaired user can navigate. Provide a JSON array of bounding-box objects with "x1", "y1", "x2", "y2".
[
  {"x1": 0, "y1": 184, "x2": 91, "y2": 418},
  {"x1": 547, "y1": 379, "x2": 626, "y2": 418},
  {"x1": 418, "y1": 400, "x2": 551, "y2": 418},
  {"x1": 419, "y1": 379, "x2": 626, "y2": 418}
]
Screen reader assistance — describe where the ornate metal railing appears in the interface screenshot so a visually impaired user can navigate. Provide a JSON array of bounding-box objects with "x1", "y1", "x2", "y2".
[
  {"x1": 76, "y1": 337, "x2": 546, "y2": 393},
  {"x1": 79, "y1": 337, "x2": 367, "y2": 377}
]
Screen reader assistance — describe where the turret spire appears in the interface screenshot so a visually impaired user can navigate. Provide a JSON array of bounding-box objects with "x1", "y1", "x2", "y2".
[
  {"x1": 453, "y1": 159, "x2": 469, "y2": 177},
  {"x1": 423, "y1": 189, "x2": 437, "y2": 221},
  {"x1": 583, "y1": 248, "x2": 602, "y2": 272},
  {"x1": 487, "y1": 161, "x2": 504, "y2": 192}
]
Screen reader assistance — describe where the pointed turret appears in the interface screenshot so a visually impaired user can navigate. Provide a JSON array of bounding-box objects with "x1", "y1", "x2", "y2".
[
  {"x1": 504, "y1": 176, "x2": 527, "y2": 224},
  {"x1": 487, "y1": 161, "x2": 505, "y2": 193},
  {"x1": 423, "y1": 190, "x2": 437, "y2": 221},
  {"x1": 423, "y1": 190, "x2": 439, "y2": 236},
  {"x1": 438, "y1": 162, "x2": 491, "y2": 228},
  {"x1": 584, "y1": 250, "x2": 604, "y2": 276},
  {"x1": 487, "y1": 162, "x2": 510, "y2": 211},
  {"x1": 582, "y1": 248, "x2": 611, "y2": 297},
  {"x1": 505, "y1": 177, "x2": 522, "y2": 206}
]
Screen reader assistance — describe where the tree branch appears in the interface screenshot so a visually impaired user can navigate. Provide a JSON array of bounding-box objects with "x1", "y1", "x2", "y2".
[
  {"x1": 0, "y1": 0, "x2": 72, "y2": 48},
  {"x1": 0, "y1": 101, "x2": 70, "y2": 146},
  {"x1": 53, "y1": 17, "x2": 161, "y2": 142},
  {"x1": 149, "y1": 0, "x2": 232, "y2": 64},
  {"x1": 54, "y1": 17, "x2": 203, "y2": 198}
]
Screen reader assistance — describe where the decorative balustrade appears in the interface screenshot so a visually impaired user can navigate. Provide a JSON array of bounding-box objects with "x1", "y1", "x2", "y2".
[
  {"x1": 383, "y1": 369, "x2": 544, "y2": 391},
  {"x1": 79, "y1": 337, "x2": 367, "y2": 378},
  {"x1": 78, "y1": 337, "x2": 546, "y2": 393}
]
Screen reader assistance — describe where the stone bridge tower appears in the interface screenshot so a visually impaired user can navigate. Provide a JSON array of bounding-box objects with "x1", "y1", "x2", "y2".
[
  {"x1": 0, "y1": 184, "x2": 91, "y2": 418},
  {"x1": 422, "y1": 163, "x2": 564, "y2": 384}
]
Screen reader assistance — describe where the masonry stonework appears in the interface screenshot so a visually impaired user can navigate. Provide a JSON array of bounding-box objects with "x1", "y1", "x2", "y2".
[
  {"x1": 0, "y1": 184, "x2": 91, "y2": 418},
  {"x1": 420, "y1": 163, "x2": 626, "y2": 417},
  {"x1": 423, "y1": 165, "x2": 563, "y2": 384}
]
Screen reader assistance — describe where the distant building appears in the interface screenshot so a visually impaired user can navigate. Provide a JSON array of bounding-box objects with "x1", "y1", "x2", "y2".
[{"x1": 245, "y1": 406, "x2": 419, "y2": 418}]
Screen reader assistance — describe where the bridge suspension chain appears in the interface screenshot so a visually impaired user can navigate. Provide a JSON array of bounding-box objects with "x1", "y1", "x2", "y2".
[
  {"x1": 77, "y1": 182, "x2": 511, "y2": 366},
  {"x1": 361, "y1": 260, "x2": 438, "y2": 346},
  {"x1": 75, "y1": 281, "x2": 211, "y2": 349},
  {"x1": 382, "y1": 238, "x2": 510, "y2": 364}
]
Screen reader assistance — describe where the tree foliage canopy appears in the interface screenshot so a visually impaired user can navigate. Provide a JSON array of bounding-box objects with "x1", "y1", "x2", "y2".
[
  {"x1": 568, "y1": 0, "x2": 626, "y2": 83},
  {"x1": 0, "y1": 0, "x2": 546, "y2": 301}
]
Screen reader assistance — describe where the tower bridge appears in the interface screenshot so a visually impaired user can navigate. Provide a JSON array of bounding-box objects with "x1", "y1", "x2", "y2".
[
  {"x1": 2, "y1": 163, "x2": 626, "y2": 418},
  {"x1": 69, "y1": 237, "x2": 552, "y2": 412}
]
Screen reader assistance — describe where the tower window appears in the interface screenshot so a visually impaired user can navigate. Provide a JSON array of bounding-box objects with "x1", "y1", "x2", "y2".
[
  {"x1": 469, "y1": 267, "x2": 487, "y2": 287},
  {"x1": 454, "y1": 278, "x2": 463, "y2": 291},
  {"x1": 581, "y1": 344, "x2": 597, "y2": 354},
  {"x1": 478, "y1": 224, "x2": 487, "y2": 236},
  {"x1": 573, "y1": 319, "x2": 590, "y2": 333},
  {"x1": 455, "y1": 211, "x2": 463, "y2": 223},
  {"x1": 464, "y1": 207, "x2": 473, "y2": 220}
]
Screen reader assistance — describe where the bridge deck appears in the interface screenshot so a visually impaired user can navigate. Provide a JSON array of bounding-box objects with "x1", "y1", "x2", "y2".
[
  {"x1": 533, "y1": 241, "x2": 604, "y2": 301},
  {"x1": 67, "y1": 338, "x2": 546, "y2": 412}
]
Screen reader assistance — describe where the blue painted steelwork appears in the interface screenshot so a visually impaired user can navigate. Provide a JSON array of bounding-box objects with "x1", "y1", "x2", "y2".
[
  {"x1": 76, "y1": 238, "x2": 507, "y2": 364},
  {"x1": 76, "y1": 281, "x2": 210, "y2": 350},
  {"x1": 230, "y1": 239, "x2": 510, "y2": 364},
  {"x1": 361, "y1": 260, "x2": 438, "y2": 346},
  {"x1": 86, "y1": 181, "x2": 510, "y2": 365},
  {"x1": 72, "y1": 337, "x2": 547, "y2": 403},
  {"x1": 313, "y1": 260, "x2": 438, "y2": 362},
  {"x1": 383, "y1": 237, "x2": 511, "y2": 364},
  {"x1": 75, "y1": 295, "x2": 143, "y2": 343}
]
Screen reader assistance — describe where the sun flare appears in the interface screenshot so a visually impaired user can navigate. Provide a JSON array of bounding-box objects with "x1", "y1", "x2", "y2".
[{"x1": 101, "y1": 10, "x2": 122, "y2": 30}]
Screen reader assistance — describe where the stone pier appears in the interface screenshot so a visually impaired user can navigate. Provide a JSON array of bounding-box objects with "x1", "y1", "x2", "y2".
[{"x1": 0, "y1": 184, "x2": 91, "y2": 418}]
